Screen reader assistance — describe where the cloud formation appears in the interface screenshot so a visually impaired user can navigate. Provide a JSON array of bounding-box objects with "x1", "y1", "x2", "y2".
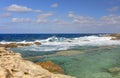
[
  {"x1": 68, "y1": 12, "x2": 120, "y2": 26},
  {"x1": 68, "y1": 12, "x2": 96, "y2": 25},
  {"x1": 10, "y1": 11, "x2": 120, "y2": 27},
  {"x1": 53, "y1": 19, "x2": 70, "y2": 25},
  {"x1": 5, "y1": 4, "x2": 41, "y2": 12},
  {"x1": 100, "y1": 14, "x2": 120, "y2": 25},
  {"x1": 107, "y1": 6, "x2": 119, "y2": 12},
  {"x1": 51, "y1": 3, "x2": 58, "y2": 8},
  {"x1": 0, "y1": 13, "x2": 11, "y2": 18},
  {"x1": 36, "y1": 12, "x2": 53, "y2": 23},
  {"x1": 37, "y1": 13, "x2": 53, "y2": 19},
  {"x1": 12, "y1": 18, "x2": 32, "y2": 23}
]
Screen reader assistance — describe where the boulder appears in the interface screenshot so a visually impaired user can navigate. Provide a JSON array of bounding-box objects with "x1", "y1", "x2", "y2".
[{"x1": 34, "y1": 42, "x2": 41, "y2": 45}]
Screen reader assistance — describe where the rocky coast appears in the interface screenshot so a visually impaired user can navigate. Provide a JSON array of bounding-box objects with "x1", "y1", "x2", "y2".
[
  {"x1": 0, "y1": 47, "x2": 74, "y2": 78},
  {"x1": 105, "y1": 33, "x2": 120, "y2": 40},
  {"x1": 0, "y1": 42, "x2": 41, "y2": 48}
]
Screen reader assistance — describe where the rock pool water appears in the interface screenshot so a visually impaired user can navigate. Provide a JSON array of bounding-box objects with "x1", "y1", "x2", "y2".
[{"x1": 11, "y1": 46, "x2": 120, "y2": 78}]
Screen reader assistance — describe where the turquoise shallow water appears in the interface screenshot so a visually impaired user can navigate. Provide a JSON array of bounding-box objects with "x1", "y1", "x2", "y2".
[{"x1": 11, "y1": 46, "x2": 120, "y2": 78}]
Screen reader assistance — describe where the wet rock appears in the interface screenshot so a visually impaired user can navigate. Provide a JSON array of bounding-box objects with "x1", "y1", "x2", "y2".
[
  {"x1": 17, "y1": 43, "x2": 33, "y2": 46},
  {"x1": 0, "y1": 43, "x2": 18, "y2": 48},
  {"x1": 105, "y1": 33, "x2": 120, "y2": 40},
  {"x1": 34, "y1": 42, "x2": 41, "y2": 45},
  {"x1": 36, "y1": 60, "x2": 64, "y2": 74},
  {"x1": 0, "y1": 42, "x2": 41, "y2": 48}
]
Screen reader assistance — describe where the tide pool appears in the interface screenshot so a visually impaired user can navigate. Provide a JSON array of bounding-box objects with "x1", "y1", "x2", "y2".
[{"x1": 11, "y1": 46, "x2": 120, "y2": 78}]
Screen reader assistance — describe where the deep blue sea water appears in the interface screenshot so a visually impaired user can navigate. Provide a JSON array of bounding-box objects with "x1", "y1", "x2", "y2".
[{"x1": 0, "y1": 34, "x2": 101, "y2": 41}]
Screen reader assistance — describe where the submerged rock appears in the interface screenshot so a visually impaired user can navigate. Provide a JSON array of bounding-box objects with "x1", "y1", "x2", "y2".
[
  {"x1": 34, "y1": 42, "x2": 41, "y2": 45},
  {"x1": 107, "y1": 67, "x2": 120, "y2": 73},
  {"x1": 36, "y1": 60, "x2": 64, "y2": 74},
  {"x1": 0, "y1": 47, "x2": 74, "y2": 78}
]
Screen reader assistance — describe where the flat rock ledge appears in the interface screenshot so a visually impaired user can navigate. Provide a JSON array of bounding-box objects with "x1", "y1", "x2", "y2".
[{"x1": 0, "y1": 47, "x2": 75, "y2": 78}]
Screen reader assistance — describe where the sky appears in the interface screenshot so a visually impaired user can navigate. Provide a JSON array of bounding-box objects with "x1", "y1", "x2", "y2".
[{"x1": 0, "y1": 0, "x2": 120, "y2": 33}]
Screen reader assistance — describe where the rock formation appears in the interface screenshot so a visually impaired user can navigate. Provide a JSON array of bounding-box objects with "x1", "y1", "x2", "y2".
[
  {"x1": 105, "y1": 33, "x2": 120, "y2": 40},
  {"x1": 0, "y1": 42, "x2": 41, "y2": 48},
  {"x1": 0, "y1": 47, "x2": 74, "y2": 78},
  {"x1": 0, "y1": 43, "x2": 18, "y2": 48},
  {"x1": 34, "y1": 42, "x2": 41, "y2": 45}
]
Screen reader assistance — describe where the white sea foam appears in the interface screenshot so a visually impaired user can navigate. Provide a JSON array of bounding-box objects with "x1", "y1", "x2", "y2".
[
  {"x1": 0, "y1": 40, "x2": 34, "y2": 44},
  {"x1": 39, "y1": 36, "x2": 119, "y2": 46},
  {"x1": 7, "y1": 35, "x2": 120, "y2": 52}
]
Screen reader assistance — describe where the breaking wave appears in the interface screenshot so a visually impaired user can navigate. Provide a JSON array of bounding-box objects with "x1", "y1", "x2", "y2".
[{"x1": 3, "y1": 35, "x2": 120, "y2": 52}]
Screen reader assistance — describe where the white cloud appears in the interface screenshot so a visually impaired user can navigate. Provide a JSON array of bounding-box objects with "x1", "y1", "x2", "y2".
[
  {"x1": 68, "y1": 12, "x2": 120, "y2": 26},
  {"x1": 0, "y1": 13, "x2": 11, "y2": 18},
  {"x1": 100, "y1": 14, "x2": 120, "y2": 25},
  {"x1": 34, "y1": 10, "x2": 41, "y2": 12},
  {"x1": 68, "y1": 12, "x2": 96, "y2": 25},
  {"x1": 12, "y1": 18, "x2": 32, "y2": 23},
  {"x1": 36, "y1": 19, "x2": 48, "y2": 23},
  {"x1": 36, "y1": 12, "x2": 120, "y2": 26},
  {"x1": 53, "y1": 19, "x2": 70, "y2": 25},
  {"x1": 107, "y1": 6, "x2": 119, "y2": 12},
  {"x1": 37, "y1": 13, "x2": 53, "y2": 19},
  {"x1": 5, "y1": 4, "x2": 41, "y2": 12},
  {"x1": 51, "y1": 3, "x2": 58, "y2": 8},
  {"x1": 36, "y1": 12, "x2": 53, "y2": 23}
]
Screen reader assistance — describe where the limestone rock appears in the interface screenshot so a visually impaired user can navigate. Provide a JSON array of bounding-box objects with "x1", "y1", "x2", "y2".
[
  {"x1": 34, "y1": 42, "x2": 41, "y2": 45},
  {"x1": 0, "y1": 43, "x2": 18, "y2": 48},
  {"x1": 17, "y1": 43, "x2": 33, "y2": 47},
  {"x1": 0, "y1": 42, "x2": 41, "y2": 48},
  {"x1": 0, "y1": 67, "x2": 13, "y2": 78},
  {"x1": 0, "y1": 47, "x2": 74, "y2": 78},
  {"x1": 105, "y1": 33, "x2": 120, "y2": 40}
]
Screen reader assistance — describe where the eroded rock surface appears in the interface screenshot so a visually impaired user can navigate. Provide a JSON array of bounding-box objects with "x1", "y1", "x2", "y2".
[{"x1": 0, "y1": 47, "x2": 74, "y2": 78}]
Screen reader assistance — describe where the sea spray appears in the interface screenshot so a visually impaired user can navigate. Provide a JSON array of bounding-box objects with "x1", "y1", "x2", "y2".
[{"x1": 9, "y1": 35, "x2": 120, "y2": 52}]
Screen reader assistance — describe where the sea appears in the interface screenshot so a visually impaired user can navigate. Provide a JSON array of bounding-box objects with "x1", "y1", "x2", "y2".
[{"x1": 0, "y1": 34, "x2": 120, "y2": 78}]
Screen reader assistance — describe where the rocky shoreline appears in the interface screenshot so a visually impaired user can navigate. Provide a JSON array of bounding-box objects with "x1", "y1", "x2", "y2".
[
  {"x1": 104, "y1": 33, "x2": 120, "y2": 40},
  {"x1": 0, "y1": 47, "x2": 74, "y2": 78},
  {"x1": 0, "y1": 42, "x2": 41, "y2": 48}
]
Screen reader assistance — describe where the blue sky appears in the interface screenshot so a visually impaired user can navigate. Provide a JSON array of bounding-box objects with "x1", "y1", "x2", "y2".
[{"x1": 0, "y1": 0, "x2": 120, "y2": 33}]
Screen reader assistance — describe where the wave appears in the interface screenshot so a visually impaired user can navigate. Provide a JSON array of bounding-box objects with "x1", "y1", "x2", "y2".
[
  {"x1": 5, "y1": 35, "x2": 120, "y2": 52},
  {"x1": 0, "y1": 40, "x2": 34, "y2": 44},
  {"x1": 39, "y1": 35, "x2": 119, "y2": 45}
]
